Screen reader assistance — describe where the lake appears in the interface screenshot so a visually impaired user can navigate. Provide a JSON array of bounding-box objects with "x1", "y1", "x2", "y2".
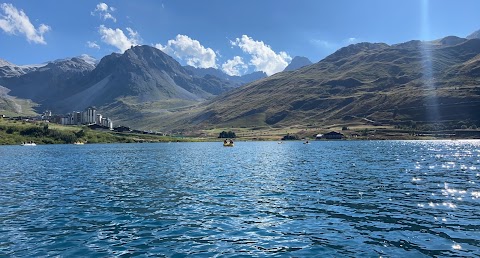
[{"x1": 1, "y1": 141, "x2": 479, "y2": 257}]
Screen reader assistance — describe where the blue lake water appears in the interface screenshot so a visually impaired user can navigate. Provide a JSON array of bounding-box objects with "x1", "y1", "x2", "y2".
[{"x1": 1, "y1": 140, "x2": 480, "y2": 257}]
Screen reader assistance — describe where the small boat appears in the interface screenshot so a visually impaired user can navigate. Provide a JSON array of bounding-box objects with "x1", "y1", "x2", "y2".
[
  {"x1": 21, "y1": 142, "x2": 36, "y2": 146},
  {"x1": 303, "y1": 141, "x2": 310, "y2": 144},
  {"x1": 223, "y1": 139, "x2": 234, "y2": 147},
  {"x1": 73, "y1": 141, "x2": 85, "y2": 145}
]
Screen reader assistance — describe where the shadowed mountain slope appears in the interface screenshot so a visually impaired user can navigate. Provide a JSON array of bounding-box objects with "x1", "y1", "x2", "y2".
[
  {"x1": 0, "y1": 57, "x2": 94, "y2": 112},
  {"x1": 0, "y1": 45, "x2": 236, "y2": 115}
]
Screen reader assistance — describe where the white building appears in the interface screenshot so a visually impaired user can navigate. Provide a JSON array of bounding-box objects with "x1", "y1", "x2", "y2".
[
  {"x1": 84, "y1": 107, "x2": 96, "y2": 124},
  {"x1": 60, "y1": 107, "x2": 112, "y2": 128},
  {"x1": 101, "y1": 117, "x2": 113, "y2": 129},
  {"x1": 96, "y1": 114, "x2": 103, "y2": 125},
  {"x1": 60, "y1": 116, "x2": 69, "y2": 125}
]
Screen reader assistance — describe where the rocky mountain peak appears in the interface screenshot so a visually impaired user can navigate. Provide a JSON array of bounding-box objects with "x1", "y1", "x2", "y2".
[
  {"x1": 0, "y1": 58, "x2": 14, "y2": 67},
  {"x1": 283, "y1": 56, "x2": 313, "y2": 71},
  {"x1": 436, "y1": 36, "x2": 468, "y2": 47},
  {"x1": 78, "y1": 54, "x2": 98, "y2": 66},
  {"x1": 0, "y1": 58, "x2": 40, "y2": 78},
  {"x1": 44, "y1": 57, "x2": 95, "y2": 72},
  {"x1": 467, "y1": 29, "x2": 480, "y2": 39},
  {"x1": 324, "y1": 42, "x2": 389, "y2": 62}
]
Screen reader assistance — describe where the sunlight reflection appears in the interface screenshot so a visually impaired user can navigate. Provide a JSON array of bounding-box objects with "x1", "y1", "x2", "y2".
[
  {"x1": 471, "y1": 191, "x2": 480, "y2": 199},
  {"x1": 420, "y1": 0, "x2": 440, "y2": 122},
  {"x1": 452, "y1": 243, "x2": 462, "y2": 250}
]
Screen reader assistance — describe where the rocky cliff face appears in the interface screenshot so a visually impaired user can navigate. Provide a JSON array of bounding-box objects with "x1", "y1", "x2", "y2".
[
  {"x1": 0, "y1": 57, "x2": 95, "y2": 106},
  {"x1": 0, "y1": 59, "x2": 42, "y2": 78}
]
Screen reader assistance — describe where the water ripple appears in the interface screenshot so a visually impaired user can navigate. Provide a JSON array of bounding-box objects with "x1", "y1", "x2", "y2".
[{"x1": 1, "y1": 140, "x2": 480, "y2": 256}]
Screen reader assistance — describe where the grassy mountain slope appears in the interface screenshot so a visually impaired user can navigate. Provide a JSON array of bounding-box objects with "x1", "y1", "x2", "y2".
[
  {"x1": 161, "y1": 38, "x2": 480, "y2": 131},
  {"x1": 0, "y1": 86, "x2": 37, "y2": 117}
]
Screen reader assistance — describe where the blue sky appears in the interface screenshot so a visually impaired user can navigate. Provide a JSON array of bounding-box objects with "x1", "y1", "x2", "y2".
[{"x1": 1, "y1": 0, "x2": 479, "y2": 75}]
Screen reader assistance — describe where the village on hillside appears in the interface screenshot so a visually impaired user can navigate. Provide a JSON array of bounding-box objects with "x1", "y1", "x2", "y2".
[
  {"x1": 1, "y1": 107, "x2": 113, "y2": 130},
  {"x1": 55, "y1": 107, "x2": 113, "y2": 129}
]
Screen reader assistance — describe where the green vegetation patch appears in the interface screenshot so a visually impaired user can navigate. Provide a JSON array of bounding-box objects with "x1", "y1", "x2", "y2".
[{"x1": 0, "y1": 119, "x2": 190, "y2": 145}]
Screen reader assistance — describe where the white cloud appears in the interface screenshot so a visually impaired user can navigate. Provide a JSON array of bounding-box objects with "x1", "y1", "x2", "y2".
[
  {"x1": 155, "y1": 34, "x2": 217, "y2": 68},
  {"x1": 0, "y1": 3, "x2": 50, "y2": 44},
  {"x1": 311, "y1": 37, "x2": 359, "y2": 50},
  {"x1": 87, "y1": 41, "x2": 100, "y2": 49},
  {"x1": 232, "y1": 35, "x2": 291, "y2": 76},
  {"x1": 92, "y1": 2, "x2": 116, "y2": 22},
  {"x1": 103, "y1": 13, "x2": 116, "y2": 22},
  {"x1": 96, "y1": 2, "x2": 108, "y2": 12},
  {"x1": 347, "y1": 37, "x2": 357, "y2": 43},
  {"x1": 310, "y1": 39, "x2": 335, "y2": 49},
  {"x1": 222, "y1": 56, "x2": 248, "y2": 76},
  {"x1": 98, "y1": 25, "x2": 140, "y2": 52},
  {"x1": 79, "y1": 54, "x2": 97, "y2": 66}
]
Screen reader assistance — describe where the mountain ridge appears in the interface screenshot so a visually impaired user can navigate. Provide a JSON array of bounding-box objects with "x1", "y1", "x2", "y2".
[
  {"x1": 0, "y1": 45, "x2": 237, "y2": 119},
  {"x1": 467, "y1": 29, "x2": 480, "y2": 39},
  {"x1": 184, "y1": 66, "x2": 267, "y2": 86},
  {"x1": 159, "y1": 35, "x2": 480, "y2": 131},
  {"x1": 2, "y1": 31, "x2": 480, "y2": 131},
  {"x1": 283, "y1": 56, "x2": 313, "y2": 71}
]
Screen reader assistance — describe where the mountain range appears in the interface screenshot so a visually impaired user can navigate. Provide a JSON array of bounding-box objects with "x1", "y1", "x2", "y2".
[
  {"x1": 185, "y1": 66, "x2": 267, "y2": 86},
  {"x1": 0, "y1": 46, "x2": 247, "y2": 116},
  {"x1": 1, "y1": 31, "x2": 479, "y2": 131},
  {"x1": 160, "y1": 35, "x2": 480, "y2": 130}
]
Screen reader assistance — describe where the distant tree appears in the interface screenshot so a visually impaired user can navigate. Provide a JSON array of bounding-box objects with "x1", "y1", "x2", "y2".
[
  {"x1": 406, "y1": 120, "x2": 417, "y2": 129},
  {"x1": 281, "y1": 133, "x2": 298, "y2": 141},
  {"x1": 75, "y1": 129, "x2": 86, "y2": 138},
  {"x1": 20, "y1": 127, "x2": 45, "y2": 137},
  {"x1": 461, "y1": 125, "x2": 468, "y2": 129},
  {"x1": 43, "y1": 124, "x2": 49, "y2": 134},
  {"x1": 218, "y1": 131, "x2": 236, "y2": 138},
  {"x1": 342, "y1": 126, "x2": 349, "y2": 131},
  {"x1": 361, "y1": 129, "x2": 368, "y2": 136}
]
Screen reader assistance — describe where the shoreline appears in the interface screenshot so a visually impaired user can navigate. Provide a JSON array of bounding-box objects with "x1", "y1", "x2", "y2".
[
  {"x1": 2, "y1": 118, "x2": 479, "y2": 145},
  {"x1": 3, "y1": 137, "x2": 480, "y2": 146}
]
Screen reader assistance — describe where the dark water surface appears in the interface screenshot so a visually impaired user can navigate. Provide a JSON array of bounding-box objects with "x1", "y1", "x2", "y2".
[{"x1": 1, "y1": 141, "x2": 480, "y2": 257}]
